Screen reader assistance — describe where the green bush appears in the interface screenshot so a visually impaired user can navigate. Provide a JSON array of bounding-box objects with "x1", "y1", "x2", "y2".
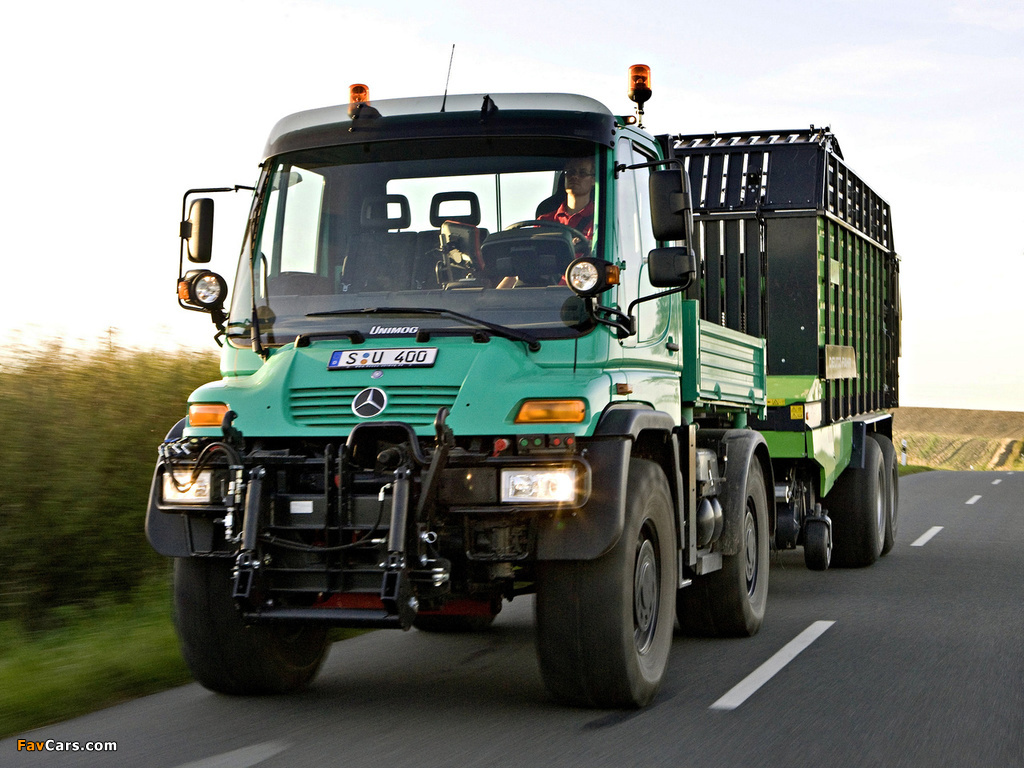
[{"x1": 0, "y1": 338, "x2": 220, "y2": 629}]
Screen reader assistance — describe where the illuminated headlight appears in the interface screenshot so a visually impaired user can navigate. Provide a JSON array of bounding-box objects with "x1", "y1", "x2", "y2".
[
  {"x1": 565, "y1": 257, "x2": 619, "y2": 298},
  {"x1": 162, "y1": 469, "x2": 213, "y2": 504},
  {"x1": 178, "y1": 269, "x2": 228, "y2": 312},
  {"x1": 568, "y1": 260, "x2": 600, "y2": 293},
  {"x1": 194, "y1": 274, "x2": 224, "y2": 305},
  {"x1": 501, "y1": 468, "x2": 577, "y2": 503}
]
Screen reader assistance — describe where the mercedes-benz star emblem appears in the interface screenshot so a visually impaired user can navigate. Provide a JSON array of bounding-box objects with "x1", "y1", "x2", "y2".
[{"x1": 351, "y1": 387, "x2": 388, "y2": 418}]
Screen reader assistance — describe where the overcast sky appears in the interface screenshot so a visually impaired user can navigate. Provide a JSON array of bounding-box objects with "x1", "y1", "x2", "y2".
[{"x1": 3, "y1": 0, "x2": 1022, "y2": 410}]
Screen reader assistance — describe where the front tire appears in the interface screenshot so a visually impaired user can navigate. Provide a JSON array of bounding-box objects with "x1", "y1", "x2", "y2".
[
  {"x1": 678, "y1": 460, "x2": 769, "y2": 637},
  {"x1": 173, "y1": 557, "x2": 329, "y2": 694},
  {"x1": 535, "y1": 459, "x2": 677, "y2": 708}
]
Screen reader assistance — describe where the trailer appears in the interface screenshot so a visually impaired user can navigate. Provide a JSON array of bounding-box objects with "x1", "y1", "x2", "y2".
[
  {"x1": 148, "y1": 69, "x2": 899, "y2": 707},
  {"x1": 667, "y1": 128, "x2": 901, "y2": 571}
]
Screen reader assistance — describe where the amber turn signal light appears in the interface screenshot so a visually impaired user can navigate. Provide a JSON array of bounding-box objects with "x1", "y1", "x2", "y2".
[{"x1": 515, "y1": 399, "x2": 586, "y2": 424}]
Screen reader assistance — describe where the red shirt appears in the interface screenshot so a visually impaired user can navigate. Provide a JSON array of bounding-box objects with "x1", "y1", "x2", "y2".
[{"x1": 539, "y1": 200, "x2": 594, "y2": 239}]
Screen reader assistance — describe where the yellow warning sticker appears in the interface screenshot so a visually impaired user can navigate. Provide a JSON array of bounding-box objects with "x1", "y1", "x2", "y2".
[{"x1": 790, "y1": 405, "x2": 804, "y2": 420}]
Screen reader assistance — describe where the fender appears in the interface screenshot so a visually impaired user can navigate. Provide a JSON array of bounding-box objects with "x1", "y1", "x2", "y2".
[
  {"x1": 698, "y1": 429, "x2": 775, "y2": 556},
  {"x1": 536, "y1": 404, "x2": 679, "y2": 561}
]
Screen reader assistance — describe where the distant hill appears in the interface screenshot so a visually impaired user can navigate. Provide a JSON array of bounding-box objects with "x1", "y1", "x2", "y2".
[{"x1": 893, "y1": 407, "x2": 1024, "y2": 471}]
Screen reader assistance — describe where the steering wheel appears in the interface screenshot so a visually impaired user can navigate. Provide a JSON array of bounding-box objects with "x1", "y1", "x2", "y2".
[{"x1": 505, "y1": 219, "x2": 588, "y2": 245}]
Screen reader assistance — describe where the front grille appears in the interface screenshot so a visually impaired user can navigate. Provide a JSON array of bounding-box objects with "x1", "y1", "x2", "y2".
[{"x1": 289, "y1": 385, "x2": 460, "y2": 428}]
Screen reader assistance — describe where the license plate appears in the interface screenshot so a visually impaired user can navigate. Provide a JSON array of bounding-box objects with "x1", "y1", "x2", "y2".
[{"x1": 328, "y1": 348, "x2": 438, "y2": 370}]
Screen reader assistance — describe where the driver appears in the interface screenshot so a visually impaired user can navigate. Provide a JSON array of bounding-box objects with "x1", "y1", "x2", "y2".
[
  {"x1": 539, "y1": 157, "x2": 595, "y2": 240},
  {"x1": 493, "y1": 157, "x2": 596, "y2": 289}
]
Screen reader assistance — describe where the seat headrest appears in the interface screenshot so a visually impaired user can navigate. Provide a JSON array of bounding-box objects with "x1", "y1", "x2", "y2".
[
  {"x1": 430, "y1": 191, "x2": 481, "y2": 227},
  {"x1": 361, "y1": 195, "x2": 411, "y2": 230}
]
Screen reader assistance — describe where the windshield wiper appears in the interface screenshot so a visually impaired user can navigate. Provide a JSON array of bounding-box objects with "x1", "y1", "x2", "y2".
[{"x1": 306, "y1": 306, "x2": 541, "y2": 352}]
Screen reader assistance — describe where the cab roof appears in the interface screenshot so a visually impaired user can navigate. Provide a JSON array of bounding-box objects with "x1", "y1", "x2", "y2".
[{"x1": 263, "y1": 93, "x2": 617, "y2": 159}]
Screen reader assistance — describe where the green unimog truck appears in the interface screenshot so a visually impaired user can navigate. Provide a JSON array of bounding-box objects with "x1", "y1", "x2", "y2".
[{"x1": 148, "y1": 69, "x2": 900, "y2": 708}]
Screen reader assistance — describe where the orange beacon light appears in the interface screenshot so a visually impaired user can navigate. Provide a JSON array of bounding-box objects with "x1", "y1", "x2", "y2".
[
  {"x1": 349, "y1": 83, "x2": 370, "y2": 104},
  {"x1": 627, "y1": 65, "x2": 652, "y2": 106}
]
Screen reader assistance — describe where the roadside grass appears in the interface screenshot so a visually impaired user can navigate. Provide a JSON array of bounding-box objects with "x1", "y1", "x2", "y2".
[
  {"x1": 899, "y1": 464, "x2": 934, "y2": 477},
  {"x1": 0, "y1": 573, "x2": 367, "y2": 740},
  {"x1": 0, "y1": 573, "x2": 189, "y2": 739}
]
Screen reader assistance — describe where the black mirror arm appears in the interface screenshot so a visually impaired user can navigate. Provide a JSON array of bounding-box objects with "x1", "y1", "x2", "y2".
[
  {"x1": 586, "y1": 298, "x2": 634, "y2": 340},
  {"x1": 614, "y1": 157, "x2": 684, "y2": 178},
  {"x1": 602, "y1": 278, "x2": 694, "y2": 340},
  {"x1": 178, "y1": 185, "x2": 256, "y2": 279},
  {"x1": 626, "y1": 281, "x2": 692, "y2": 320},
  {"x1": 584, "y1": 271, "x2": 693, "y2": 341}
]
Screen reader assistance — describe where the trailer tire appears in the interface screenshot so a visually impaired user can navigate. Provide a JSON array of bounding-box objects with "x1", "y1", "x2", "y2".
[
  {"x1": 535, "y1": 458, "x2": 676, "y2": 708},
  {"x1": 173, "y1": 558, "x2": 329, "y2": 695},
  {"x1": 870, "y1": 433, "x2": 899, "y2": 555},
  {"x1": 803, "y1": 517, "x2": 832, "y2": 571},
  {"x1": 677, "y1": 460, "x2": 769, "y2": 637},
  {"x1": 827, "y1": 437, "x2": 885, "y2": 567}
]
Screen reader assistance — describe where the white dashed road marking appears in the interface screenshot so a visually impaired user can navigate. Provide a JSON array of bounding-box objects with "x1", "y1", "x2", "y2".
[
  {"x1": 710, "y1": 621, "x2": 835, "y2": 711},
  {"x1": 966, "y1": 495, "x2": 982, "y2": 505},
  {"x1": 173, "y1": 742, "x2": 290, "y2": 768},
  {"x1": 911, "y1": 526, "x2": 944, "y2": 547}
]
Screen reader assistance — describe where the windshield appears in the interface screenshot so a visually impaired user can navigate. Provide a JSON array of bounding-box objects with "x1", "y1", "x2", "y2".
[{"x1": 227, "y1": 137, "x2": 604, "y2": 348}]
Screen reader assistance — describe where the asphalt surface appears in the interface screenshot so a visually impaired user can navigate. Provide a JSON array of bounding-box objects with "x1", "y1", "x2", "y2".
[{"x1": 5, "y1": 470, "x2": 1022, "y2": 767}]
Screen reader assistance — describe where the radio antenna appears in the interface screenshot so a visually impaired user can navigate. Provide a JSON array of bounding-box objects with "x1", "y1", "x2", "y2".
[{"x1": 440, "y1": 44, "x2": 455, "y2": 112}]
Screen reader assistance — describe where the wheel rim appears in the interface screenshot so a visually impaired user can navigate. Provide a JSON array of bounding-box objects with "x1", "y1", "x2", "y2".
[
  {"x1": 743, "y1": 506, "x2": 758, "y2": 595},
  {"x1": 634, "y1": 530, "x2": 659, "y2": 655},
  {"x1": 875, "y1": 468, "x2": 886, "y2": 548}
]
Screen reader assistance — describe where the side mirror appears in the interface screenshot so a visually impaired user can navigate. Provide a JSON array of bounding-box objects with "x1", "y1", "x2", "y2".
[
  {"x1": 649, "y1": 169, "x2": 693, "y2": 242},
  {"x1": 182, "y1": 198, "x2": 214, "y2": 263},
  {"x1": 648, "y1": 247, "x2": 696, "y2": 288}
]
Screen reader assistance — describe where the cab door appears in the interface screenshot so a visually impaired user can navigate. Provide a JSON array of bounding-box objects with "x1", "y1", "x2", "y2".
[{"x1": 615, "y1": 138, "x2": 678, "y2": 357}]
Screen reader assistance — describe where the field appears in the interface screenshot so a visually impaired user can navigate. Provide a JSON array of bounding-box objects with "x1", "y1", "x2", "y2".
[{"x1": 893, "y1": 407, "x2": 1024, "y2": 471}]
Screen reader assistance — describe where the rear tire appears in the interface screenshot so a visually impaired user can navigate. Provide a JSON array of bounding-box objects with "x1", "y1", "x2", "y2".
[
  {"x1": 871, "y1": 433, "x2": 899, "y2": 555},
  {"x1": 827, "y1": 437, "x2": 885, "y2": 567},
  {"x1": 535, "y1": 458, "x2": 676, "y2": 708},
  {"x1": 678, "y1": 460, "x2": 769, "y2": 637},
  {"x1": 173, "y1": 558, "x2": 329, "y2": 694},
  {"x1": 803, "y1": 517, "x2": 832, "y2": 571}
]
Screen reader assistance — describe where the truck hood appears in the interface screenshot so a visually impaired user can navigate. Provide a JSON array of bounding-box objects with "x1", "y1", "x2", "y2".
[{"x1": 187, "y1": 337, "x2": 616, "y2": 440}]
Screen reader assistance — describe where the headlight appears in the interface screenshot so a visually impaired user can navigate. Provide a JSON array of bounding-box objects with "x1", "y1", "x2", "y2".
[
  {"x1": 568, "y1": 260, "x2": 600, "y2": 293},
  {"x1": 162, "y1": 469, "x2": 213, "y2": 504},
  {"x1": 564, "y1": 257, "x2": 619, "y2": 298},
  {"x1": 194, "y1": 273, "x2": 225, "y2": 305},
  {"x1": 178, "y1": 269, "x2": 228, "y2": 312},
  {"x1": 501, "y1": 467, "x2": 577, "y2": 503}
]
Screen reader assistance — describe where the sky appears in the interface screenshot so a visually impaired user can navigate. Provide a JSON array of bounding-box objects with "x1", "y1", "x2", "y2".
[{"x1": 3, "y1": 0, "x2": 1022, "y2": 411}]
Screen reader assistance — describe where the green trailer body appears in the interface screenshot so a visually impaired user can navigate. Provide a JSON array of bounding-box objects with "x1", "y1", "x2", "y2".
[
  {"x1": 149, "y1": 89, "x2": 899, "y2": 708},
  {"x1": 666, "y1": 129, "x2": 900, "y2": 498}
]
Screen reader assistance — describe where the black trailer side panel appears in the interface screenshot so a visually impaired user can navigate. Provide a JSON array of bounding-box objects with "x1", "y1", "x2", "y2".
[{"x1": 665, "y1": 128, "x2": 899, "y2": 427}]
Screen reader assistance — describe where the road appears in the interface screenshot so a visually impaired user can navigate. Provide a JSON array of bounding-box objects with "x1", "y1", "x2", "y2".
[{"x1": 5, "y1": 471, "x2": 1023, "y2": 767}]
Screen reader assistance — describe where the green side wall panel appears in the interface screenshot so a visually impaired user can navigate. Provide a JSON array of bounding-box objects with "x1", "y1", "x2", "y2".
[
  {"x1": 681, "y1": 300, "x2": 766, "y2": 416},
  {"x1": 762, "y1": 420, "x2": 853, "y2": 497}
]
